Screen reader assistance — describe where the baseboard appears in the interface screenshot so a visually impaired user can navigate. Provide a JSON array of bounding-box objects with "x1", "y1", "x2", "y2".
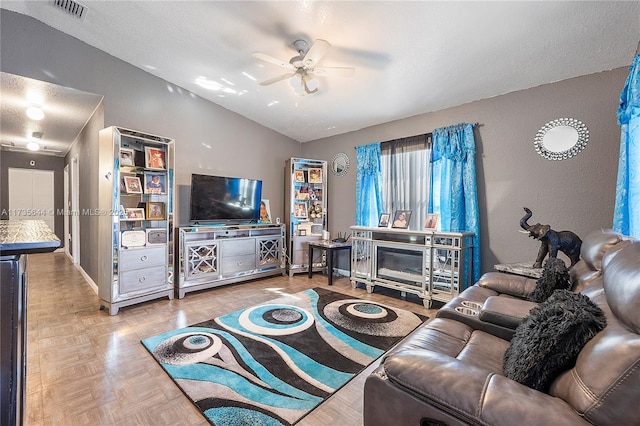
[{"x1": 75, "y1": 263, "x2": 98, "y2": 294}]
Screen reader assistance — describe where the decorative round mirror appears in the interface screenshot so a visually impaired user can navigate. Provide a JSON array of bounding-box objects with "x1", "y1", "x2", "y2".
[
  {"x1": 534, "y1": 118, "x2": 589, "y2": 161},
  {"x1": 331, "y1": 152, "x2": 350, "y2": 176}
]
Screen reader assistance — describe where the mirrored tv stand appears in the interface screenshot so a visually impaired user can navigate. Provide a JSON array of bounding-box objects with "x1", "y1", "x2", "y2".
[{"x1": 176, "y1": 223, "x2": 286, "y2": 298}]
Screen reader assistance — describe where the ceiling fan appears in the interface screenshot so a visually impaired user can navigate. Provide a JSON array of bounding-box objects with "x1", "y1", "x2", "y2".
[{"x1": 252, "y1": 39, "x2": 356, "y2": 95}]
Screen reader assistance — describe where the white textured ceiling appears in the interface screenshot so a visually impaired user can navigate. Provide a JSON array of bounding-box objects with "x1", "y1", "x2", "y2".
[
  {"x1": 0, "y1": 72, "x2": 103, "y2": 156},
  {"x1": 2, "y1": 1, "x2": 639, "y2": 147}
]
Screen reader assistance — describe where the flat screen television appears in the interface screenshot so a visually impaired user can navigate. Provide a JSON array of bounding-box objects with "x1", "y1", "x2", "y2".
[{"x1": 189, "y1": 173, "x2": 262, "y2": 223}]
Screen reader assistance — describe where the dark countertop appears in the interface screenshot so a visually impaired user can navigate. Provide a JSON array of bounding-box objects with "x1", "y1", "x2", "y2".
[{"x1": 0, "y1": 220, "x2": 61, "y2": 256}]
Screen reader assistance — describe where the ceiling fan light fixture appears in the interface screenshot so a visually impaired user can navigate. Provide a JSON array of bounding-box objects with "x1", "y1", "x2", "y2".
[
  {"x1": 26, "y1": 106, "x2": 44, "y2": 121},
  {"x1": 290, "y1": 73, "x2": 305, "y2": 95},
  {"x1": 304, "y1": 76, "x2": 319, "y2": 94}
]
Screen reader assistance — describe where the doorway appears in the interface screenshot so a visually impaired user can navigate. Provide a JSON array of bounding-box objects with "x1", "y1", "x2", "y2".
[{"x1": 8, "y1": 168, "x2": 55, "y2": 231}]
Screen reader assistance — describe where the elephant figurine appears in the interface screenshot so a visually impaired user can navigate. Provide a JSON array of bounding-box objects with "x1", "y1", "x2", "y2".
[{"x1": 520, "y1": 207, "x2": 582, "y2": 268}]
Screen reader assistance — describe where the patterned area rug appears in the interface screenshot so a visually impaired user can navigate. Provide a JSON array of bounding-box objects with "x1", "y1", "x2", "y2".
[{"x1": 141, "y1": 287, "x2": 426, "y2": 425}]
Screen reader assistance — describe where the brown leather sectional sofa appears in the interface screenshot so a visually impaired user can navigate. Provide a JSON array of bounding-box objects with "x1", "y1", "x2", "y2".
[{"x1": 364, "y1": 229, "x2": 640, "y2": 425}]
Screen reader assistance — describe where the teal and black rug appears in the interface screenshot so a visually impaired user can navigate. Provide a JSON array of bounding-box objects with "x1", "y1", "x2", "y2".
[{"x1": 141, "y1": 287, "x2": 426, "y2": 425}]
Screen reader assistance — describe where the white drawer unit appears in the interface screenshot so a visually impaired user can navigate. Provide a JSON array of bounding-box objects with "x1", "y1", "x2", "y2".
[
  {"x1": 220, "y1": 239, "x2": 254, "y2": 257},
  {"x1": 119, "y1": 246, "x2": 166, "y2": 271},
  {"x1": 120, "y1": 265, "x2": 167, "y2": 294},
  {"x1": 221, "y1": 254, "x2": 256, "y2": 274},
  {"x1": 177, "y1": 224, "x2": 286, "y2": 298}
]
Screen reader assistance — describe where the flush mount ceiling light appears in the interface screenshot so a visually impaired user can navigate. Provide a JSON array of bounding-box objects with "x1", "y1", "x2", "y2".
[
  {"x1": 28, "y1": 131, "x2": 43, "y2": 151},
  {"x1": 26, "y1": 106, "x2": 44, "y2": 120}
]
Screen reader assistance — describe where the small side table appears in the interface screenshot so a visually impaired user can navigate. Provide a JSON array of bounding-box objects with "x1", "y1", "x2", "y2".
[
  {"x1": 308, "y1": 240, "x2": 352, "y2": 285},
  {"x1": 494, "y1": 262, "x2": 542, "y2": 279}
]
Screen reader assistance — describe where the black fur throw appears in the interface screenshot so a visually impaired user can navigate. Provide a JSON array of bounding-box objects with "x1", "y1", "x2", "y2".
[
  {"x1": 529, "y1": 257, "x2": 571, "y2": 303},
  {"x1": 503, "y1": 289, "x2": 607, "y2": 392}
]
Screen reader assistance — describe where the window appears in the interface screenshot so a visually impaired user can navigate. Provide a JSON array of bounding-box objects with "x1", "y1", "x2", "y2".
[{"x1": 380, "y1": 134, "x2": 432, "y2": 229}]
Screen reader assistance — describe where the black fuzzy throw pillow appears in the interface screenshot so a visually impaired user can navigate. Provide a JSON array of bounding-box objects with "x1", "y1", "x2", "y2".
[
  {"x1": 529, "y1": 257, "x2": 571, "y2": 303},
  {"x1": 503, "y1": 289, "x2": 606, "y2": 392}
]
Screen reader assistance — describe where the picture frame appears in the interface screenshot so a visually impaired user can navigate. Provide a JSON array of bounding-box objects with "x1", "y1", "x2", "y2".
[
  {"x1": 123, "y1": 176, "x2": 143, "y2": 194},
  {"x1": 378, "y1": 213, "x2": 391, "y2": 227},
  {"x1": 424, "y1": 213, "x2": 440, "y2": 230},
  {"x1": 146, "y1": 202, "x2": 165, "y2": 220},
  {"x1": 308, "y1": 168, "x2": 322, "y2": 183},
  {"x1": 119, "y1": 148, "x2": 135, "y2": 167},
  {"x1": 294, "y1": 170, "x2": 305, "y2": 183},
  {"x1": 391, "y1": 210, "x2": 412, "y2": 229},
  {"x1": 146, "y1": 228, "x2": 168, "y2": 245},
  {"x1": 293, "y1": 201, "x2": 308, "y2": 218},
  {"x1": 124, "y1": 207, "x2": 145, "y2": 221},
  {"x1": 260, "y1": 199, "x2": 272, "y2": 223},
  {"x1": 144, "y1": 146, "x2": 166, "y2": 170},
  {"x1": 299, "y1": 229, "x2": 307, "y2": 236},
  {"x1": 143, "y1": 171, "x2": 167, "y2": 195}
]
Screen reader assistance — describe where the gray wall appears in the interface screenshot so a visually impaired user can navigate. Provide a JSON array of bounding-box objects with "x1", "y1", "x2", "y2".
[
  {"x1": 0, "y1": 151, "x2": 65, "y2": 241},
  {"x1": 1, "y1": 10, "x2": 301, "y2": 283},
  {"x1": 302, "y1": 68, "x2": 627, "y2": 274},
  {"x1": 1, "y1": 9, "x2": 628, "y2": 280}
]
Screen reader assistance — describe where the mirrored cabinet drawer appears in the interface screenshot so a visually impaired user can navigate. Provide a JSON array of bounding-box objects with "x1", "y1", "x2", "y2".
[
  {"x1": 119, "y1": 246, "x2": 166, "y2": 271},
  {"x1": 120, "y1": 265, "x2": 167, "y2": 293}
]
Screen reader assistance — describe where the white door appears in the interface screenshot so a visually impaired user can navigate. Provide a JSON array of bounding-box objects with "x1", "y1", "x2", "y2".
[{"x1": 8, "y1": 168, "x2": 55, "y2": 231}]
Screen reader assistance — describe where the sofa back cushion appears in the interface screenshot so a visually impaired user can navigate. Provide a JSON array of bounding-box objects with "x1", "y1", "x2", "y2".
[
  {"x1": 571, "y1": 229, "x2": 626, "y2": 292},
  {"x1": 549, "y1": 239, "x2": 640, "y2": 426}
]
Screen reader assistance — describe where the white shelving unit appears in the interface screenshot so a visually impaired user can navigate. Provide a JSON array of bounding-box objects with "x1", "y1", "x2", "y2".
[
  {"x1": 284, "y1": 158, "x2": 328, "y2": 276},
  {"x1": 350, "y1": 226, "x2": 474, "y2": 308},
  {"x1": 97, "y1": 126, "x2": 175, "y2": 315}
]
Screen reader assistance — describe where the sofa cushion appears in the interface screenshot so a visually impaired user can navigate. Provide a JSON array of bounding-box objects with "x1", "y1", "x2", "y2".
[
  {"x1": 477, "y1": 271, "x2": 537, "y2": 298},
  {"x1": 580, "y1": 228, "x2": 625, "y2": 271},
  {"x1": 603, "y1": 240, "x2": 640, "y2": 333},
  {"x1": 529, "y1": 257, "x2": 571, "y2": 303},
  {"x1": 503, "y1": 290, "x2": 606, "y2": 391}
]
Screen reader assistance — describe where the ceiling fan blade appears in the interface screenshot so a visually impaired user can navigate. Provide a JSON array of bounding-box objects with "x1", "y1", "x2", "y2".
[
  {"x1": 310, "y1": 67, "x2": 356, "y2": 77},
  {"x1": 259, "y1": 73, "x2": 295, "y2": 86},
  {"x1": 303, "y1": 39, "x2": 331, "y2": 68},
  {"x1": 252, "y1": 52, "x2": 296, "y2": 70}
]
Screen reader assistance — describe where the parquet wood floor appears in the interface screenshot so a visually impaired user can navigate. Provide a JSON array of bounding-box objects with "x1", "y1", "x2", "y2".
[{"x1": 24, "y1": 252, "x2": 438, "y2": 426}]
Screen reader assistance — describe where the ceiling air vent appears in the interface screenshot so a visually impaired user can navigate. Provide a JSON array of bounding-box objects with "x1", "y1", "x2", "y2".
[{"x1": 51, "y1": 0, "x2": 87, "y2": 19}]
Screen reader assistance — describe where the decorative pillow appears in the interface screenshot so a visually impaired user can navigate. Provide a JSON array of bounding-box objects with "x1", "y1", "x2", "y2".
[
  {"x1": 503, "y1": 289, "x2": 606, "y2": 391},
  {"x1": 529, "y1": 258, "x2": 571, "y2": 303}
]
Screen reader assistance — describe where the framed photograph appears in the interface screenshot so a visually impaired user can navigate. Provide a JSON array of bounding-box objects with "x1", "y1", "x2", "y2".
[
  {"x1": 260, "y1": 199, "x2": 272, "y2": 223},
  {"x1": 119, "y1": 148, "x2": 135, "y2": 167},
  {"x1": 378, "y1": 213, "x2": 391, "y2": 227},
  {"x1": 294, "y1": 201, "x2": 308, "y2": 218},
  {"x1": 145, "y1": 146, "x2": 166, "y2": 170},
  {"x1": 143, "y1": 172, "x2": 167, "y2": 195},
  {"x1": 123, "y1": 176, "x2": 143, "y2": 194},
  {"x1": 124, "y1": 207, "x2": 145, "y2": 221},
  {"x1": 294, "y1": 170, "x2": 305, "y2": 183},
  {"x1": 299, "y1": 229, "x2": 307, "y2": 236},
  {"x1": 146, "y1": 202, "x2": 165, "y2": 220},
  {"x1": 392, "y1": 210, "x2": 412, "y2": 229},
  {"x1": 424, "y1": 213, "x2": 439, "y2": 230},
  {"x1": 146, "y1": 228, "x2": 168, "y2": 245},
  {"x1": 308, "y1": 168, "x2": 322, "y2": 183}
]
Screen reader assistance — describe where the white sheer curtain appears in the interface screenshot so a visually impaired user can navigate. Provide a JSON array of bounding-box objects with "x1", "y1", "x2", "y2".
[{"x1": 380, "y1": 134, "x2": 431, "y2": 229}]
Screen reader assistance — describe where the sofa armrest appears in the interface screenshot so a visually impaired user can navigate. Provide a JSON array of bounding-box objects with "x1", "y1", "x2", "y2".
[
  {"x1": 478, "y1": 296, "x2": 537, "y2": 329},
  {"x1": 383, "y1": 349, "x2": 589, "y2": 425},
  {"x1": 477, "y1": 271, "x2": 537, "y2": 299}
]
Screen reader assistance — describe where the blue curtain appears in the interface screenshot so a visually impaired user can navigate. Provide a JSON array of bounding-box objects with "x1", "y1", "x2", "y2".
[
  {"x1": 431, "y1": 123, "x2": 481, "y2": 282},
  {"x1": 613, "y1": 54, "x2": 640, "y2": 238},
  {"x1": 355, "y1": 143, "x2": 384, "y2": 226}
]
